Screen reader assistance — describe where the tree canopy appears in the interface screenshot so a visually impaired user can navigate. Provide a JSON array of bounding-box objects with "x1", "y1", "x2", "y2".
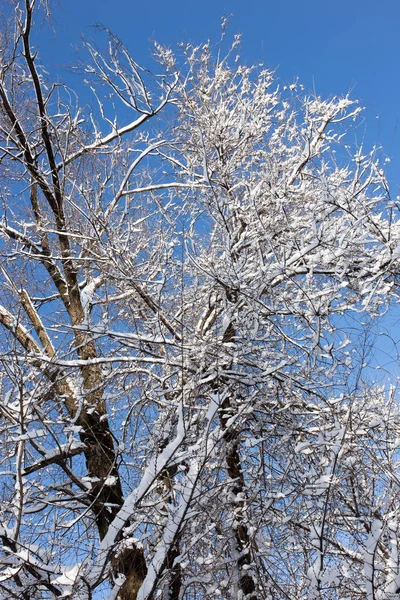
[{"x1": 0, "y1": 2, "x2": 400, "y2": 599}]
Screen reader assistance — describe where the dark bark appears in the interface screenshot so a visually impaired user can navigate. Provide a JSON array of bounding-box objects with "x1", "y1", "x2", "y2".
[
  {"x1": 220, "y1": 396, "x2": 258, "y2": 600},
  {"x1": 0, "y1": 5, "x2": 149, "y2": 596},
  {"x1": 216, "y1": 319, "x2": 258, "y2": 599}
]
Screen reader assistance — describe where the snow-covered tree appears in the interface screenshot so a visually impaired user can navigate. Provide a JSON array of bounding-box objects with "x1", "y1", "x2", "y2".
[{"x1": 0, "y1": 2, "x2": 400, "y2": 598}]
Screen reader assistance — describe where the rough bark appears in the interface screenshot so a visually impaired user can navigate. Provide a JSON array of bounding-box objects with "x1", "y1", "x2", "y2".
[
  {"x1": 217, "y1": 320, "x2": 258, "y2": 599},
  {"x1": 0, "y1": 4, "x2": 149, "y2": 595}
]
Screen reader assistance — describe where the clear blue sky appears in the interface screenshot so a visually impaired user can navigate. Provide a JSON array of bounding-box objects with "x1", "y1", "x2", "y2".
[
  {"x1": 42, "y1": 0, "x2": 400, "y2": 191},
  {"x1": 21, "y1": 0, "x2": 400, "y2": 378}
]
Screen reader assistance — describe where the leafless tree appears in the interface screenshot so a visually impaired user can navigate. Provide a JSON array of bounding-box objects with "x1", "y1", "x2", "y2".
[{"x1": 0, "y1": 2, "x2": 400, "y2": 599}]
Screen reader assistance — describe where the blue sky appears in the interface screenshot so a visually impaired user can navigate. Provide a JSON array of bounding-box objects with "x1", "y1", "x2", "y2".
[
  {"x1": 26, "y1": 0, "x2": 400, "y2": 379},
  {"x1": 42, "y1": 0, "x2": 400, "y2": 191}
]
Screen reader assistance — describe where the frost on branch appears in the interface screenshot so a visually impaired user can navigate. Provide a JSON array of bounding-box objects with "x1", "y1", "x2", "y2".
[{"x1": 0, "y1": 2, "x2": 400, "y2": 599}]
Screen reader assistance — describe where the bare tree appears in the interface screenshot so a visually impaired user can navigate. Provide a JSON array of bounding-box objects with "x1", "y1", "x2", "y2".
[{"x1": 0, "y1": 2, "x2": 400, "y2": 599}]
